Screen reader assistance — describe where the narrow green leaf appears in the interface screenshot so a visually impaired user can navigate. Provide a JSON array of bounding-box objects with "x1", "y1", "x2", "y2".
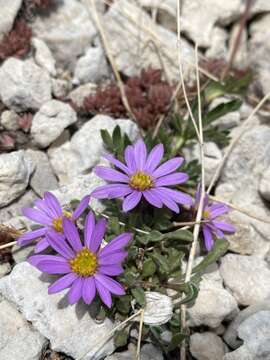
[
  {"x1": 131, "y1": 288, "x2": 146, "y2": 307},
  {"x1": 203, "y1": 99, "x2": 242, "y2": 126},
  {"x1": 100, "y1": 129, "x2": 113, "y2": 149},
  {"x1": 164, "y1": 229, "x2": 193, "y2": 242},
  {"x1": 192, "y1": 239, "x2": 229, "y2": 275},
  {"x1": 166, "y1": 332, "x2": 187, "y2": 352}
]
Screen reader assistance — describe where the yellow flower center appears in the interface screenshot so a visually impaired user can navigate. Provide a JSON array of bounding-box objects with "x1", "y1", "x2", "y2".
[
  {"x1": 69, "y1": 247, "x2": 97, "y2": 277},
  {"x1": 52, "y1": 210, "x2": 72, "y2": 233},
  {"x1": 129, "y1": 171, "x2": 153, "y2": 191},
  {"x1": 203, "y1": 210, "x2": 210, "y2": 219}
]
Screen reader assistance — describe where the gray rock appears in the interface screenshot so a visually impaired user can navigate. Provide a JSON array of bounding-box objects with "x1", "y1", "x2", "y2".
[
  {"x1": 32, "y1": 37, "x2": 57, "y2": 77},
  {"x1": 224, "y1": 299, "x2": 270, "y2": 349},
  {"x1": 205, "y1": 27, "x2": 228, "y2": 60},
  {"x1": 190, "y1": 332, "x2": 226, "y2": 360},
  {"x1": 32, "y1": 0, "x2": 98, "y2": 69},
  {"x1": 25, "y1": 149, "x2": 58, "y2": 197},
  {"x1": 103, "y1": 0, "x2": 194, "y2": 81},
  {"x1": 0, "y1": 262, "x2": 115, "y2": 360},
  {"x1": 216, "y1": 125, "x2": 270, "y2": 257},
  {"x1": 187, "y1": 270, "x2": 238, "y2": 328},
  {"x1": 0, "y1": 0, "x2": 23, "y2": 37},
  {"x1": 51, "y1": 172, "x2": 105, "y2": 214},
  {"x1": 259, "y1": 167, "x2": 270, "y2": 202},
  {"x1": 249, "y1": 14, "x2": 270, "y2": 95},
  {"x1": 12, "y1": 243, "x2": 35, "y2": 264},
  {"x1": 52, "y1": 78, "x2": 71, "y2": 99},
  {"x1": 0, "y1": 263, "x2": 11, "y2": 278},
  {"x1": 0, "y1": 299, "x2": 46, "y2": 360},
  {"x1": 225, "y1": 310, "x2": 270, "y2": 360},
  {"x1": 228, "y1": 23, "x2": 248, "y2": 69},
  {"x1": 0, "y1": 151, "x2": 34, "y2": 207},
  {"x1": 48, "y1": 115, "x2": 139, "y2": 183},
  {"x1": 220, "y1": 254, "x2": 270, "y2": 306},
  {"x1": 74, "y1": 46, "x2": 109, "y2": 84},
  {"x1": 0, "y1": 58, "x2": 52, "y2": 112},
  {"x1": 68, "y1": 83, "x2": 97, "y2": 108},
  {"x1": 31, "y1": 100, "x2": 77, "y2": 148},
  {"x1": 0, "y1": 190, "x2": 36, "y2": 223},
  {"x1": 106, "y1": 343, "x2": 163, "y2": 360},
  {"x1": 183, "y1": 141, "x2": 222, "y2": 187},
  {"x1": 1, "y1": 110, "x2": 20, "y2": 131},
  {"x1": 180, "y1": 0, "x2": 241, "y2": 47}
]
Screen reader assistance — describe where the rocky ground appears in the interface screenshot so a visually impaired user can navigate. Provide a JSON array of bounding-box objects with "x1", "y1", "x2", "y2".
[{"x1": 0, "y1": 0, "x2": 270, "y2": 359}]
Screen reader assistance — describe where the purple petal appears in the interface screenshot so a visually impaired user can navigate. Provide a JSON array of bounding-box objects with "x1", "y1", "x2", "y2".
[
  {"x1": 47, "y1": 231, "x2": 75, "y2": 259},
  {"x1": 134, "y1": 139, "x2": 147, "y2": 170},
  {"x1": 95, "y1": 279, "x2": 112, "y2": 307},
  {"x1": 122, "y1": 191, "x2": 142, "y2": 212},
  {"x1": 145, "y1": 144, "x2": 164, "y2": 172},
  {"x1": 89, "y1": 218, "x2": 107, "y2": 253},
  {"x1": 94, "y1": 166, "x2": 129, "y2": 183},
  {"x1": 99, "y1": 233, "x2": 132, "y2": 257},
  {"x1": 72, "y1": 195, "x2": 90, "y2": 220},
  {"x1": 124, "y1": 145, "x2": 136, "y2": 172},
  {"x1": 91, "y1": 184, "x2": 132, "y2": 199},
  {"x1": 155, "y1": 172, "x2": 189, "y2": 187},
  {"x1": 82, "y1": 277, "x2": 96, "y2": 305},
  {"x1": 17, "y1": 227, "x2": 47, "y2": 246},
  {"x1": 22, "y1": 208, "x2": 52, "y2": 226},
  {"x1": 68, "y1": 277, "x2": 83, "y2": 305},
  {"x1": 157, "y1": 187, "x2": 193, "y2": 206},
  {"x1": 94, "y1": 274, "x2": 125, "y2": 296},
  {"x1": 153, "y1": 188, "x2": 180, "y2": 213},
  {"x1": 34, "y1": 199, "x2": 54, "y2": 218},
  {"x1": 202, "y1": 225, "x2": 214, "y2": 251},
  {"x1": 98, "y1": 264, "x2": 124, "y2": 276},
  {"x1": 209, "y1": 204, "x2": 230, "y2": 219},
  {"x1": 153, "y1": 157, "x2": 184, "y2": 178},
  {"x1": 104, "y1": 154, "x2": 131, "y2": 175},
  {"x1": 212, "y1": 221, "x2": 236, "y2": 233},
  {"x1": 98, "y1": 251, "x2": 128, "y2": 265},
  {"x1": 34, "y1": 237, "x2": 50, "y2": 253},
  {"x1": 28, "y1": 254, "x2": 65, "y2": 267},
  {"x1": 84, "y1": 211, "x2": 95, "y2": 249},
  {"x1": 44, "y1": 192, "x2": 62, "y2": 218},
  {"x1": 62, "y1": 218, "x2": 82, "y2": 253},
  {"x1": 143, "y1": 189, "x2": 163, "y2": 208},
  {"x1": 48, "y1": 273, "x2": 78, "y2": 294},
  {"x1": 36, "y1": 259, "x2": 71, "y2": 274}
]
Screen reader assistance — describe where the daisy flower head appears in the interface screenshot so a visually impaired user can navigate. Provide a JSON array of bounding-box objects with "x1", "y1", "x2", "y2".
[
  {"x1": 194, "y1": 187, "x2": 236, "y2": 251},
  {"x1": 91, "y1": 139, "x2": 192, "y2": 213},
  {"x1": 28, "y1": 211, "x2": 132, "y2": 307},
  {"x1": 17, "y1": 192, "x2": 90, "y2": 253}
]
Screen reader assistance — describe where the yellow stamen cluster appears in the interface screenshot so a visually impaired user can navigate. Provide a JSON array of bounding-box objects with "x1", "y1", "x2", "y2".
[
  {"x1": 69, "y1": 247, "x2": 97, "y2": 277},
  {"x1": 129, "y1": 171, "x2": 153, "y2": 191},
  {"x1": 52, "y1": 211, "x2": 72, "y2": 233},
  {"x1": 203, "y1": 210, "x2": 210, "y2": 219}
]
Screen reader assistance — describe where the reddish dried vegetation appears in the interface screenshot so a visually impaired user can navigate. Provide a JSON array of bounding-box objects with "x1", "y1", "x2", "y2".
[
  {"x1": 33, "y1": 0, "x2": 54, "y2": 9},
  {"x1": 82, "y1": 68, "x2": 174, "y2": 129},
  {"x1": 0, "y1": 20, "x2": 32, "y2": 62}
]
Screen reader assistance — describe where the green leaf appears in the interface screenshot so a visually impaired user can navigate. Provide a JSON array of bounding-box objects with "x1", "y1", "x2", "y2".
[
  {"x1": 131, "y1": 288, "x2": 146, "y2": 307},
  {"x1": 203, "y1": 99, "x2": 242, "y2": 126},
  {"x1": 142, "y1": 258, "x2": 157, "y2": 278},
  {"x1": 150, "y1": 252, "x2": 170, "y2": 274},
  {"x1": 164, "y1": 229, "x2": 193, "y2": 242},
  {"x1": 192, "y1": 239, "x2": 229, "y2": 275},
  {"x1": 112, "y1": 125, "x2": 122, "y2": 146},
  {"x1": 100, "y1": 129, "x2": 113, "y2": 149},
  {"x1": 116, "y1": 295, "x2": 132, "y2": 314},
  {"x1": 166, "y1": 332, "x2": 187, "y2": 352},
  {"x1": 177, "y1": 282, "x2": 199, "y2": 305},
  {"x1": 114, "y1": 330, "x2": 129, "y2": 348}
]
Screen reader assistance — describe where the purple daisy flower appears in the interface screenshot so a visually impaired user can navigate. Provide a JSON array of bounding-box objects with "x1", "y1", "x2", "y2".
[
  {"x1": 28, "y1": 212, "x2": 132, "y2": 307},
  {"x1": 17, "y1": 192, "x2": 90, "y2": 253},
  {"x1": 91, "y1": 139, "x2": 192, "y2": 213},
  {"x1": 194, "y1": 187, "x2": 236, "y2": 251}
]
